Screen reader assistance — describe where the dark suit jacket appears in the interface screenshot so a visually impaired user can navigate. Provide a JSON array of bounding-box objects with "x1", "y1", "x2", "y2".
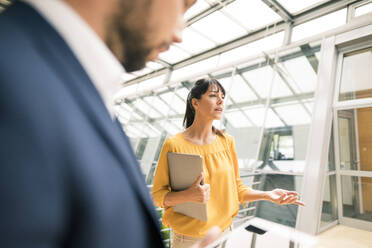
[{"x1": 0, "y1": 2, "x2": 164, "y2": 247}]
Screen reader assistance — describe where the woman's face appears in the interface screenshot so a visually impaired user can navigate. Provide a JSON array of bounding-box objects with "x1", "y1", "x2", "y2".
[{"x1": 193, "y1": 84, "x2": 225, "y2": 120}]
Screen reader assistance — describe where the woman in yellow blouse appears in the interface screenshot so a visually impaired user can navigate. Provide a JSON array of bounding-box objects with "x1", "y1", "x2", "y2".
[{"x1": 152, "y1": 78, "x2": 304, "y2": 247}]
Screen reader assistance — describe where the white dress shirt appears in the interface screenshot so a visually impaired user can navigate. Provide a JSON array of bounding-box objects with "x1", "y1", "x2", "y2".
[{"x1": 23, "y1": 0, "x2": 125, "y2": 118}]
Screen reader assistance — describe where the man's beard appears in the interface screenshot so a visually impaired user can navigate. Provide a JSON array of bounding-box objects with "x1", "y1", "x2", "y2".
[{"x1": 105, "y1": 11, "x2": 152, "y2": 72}]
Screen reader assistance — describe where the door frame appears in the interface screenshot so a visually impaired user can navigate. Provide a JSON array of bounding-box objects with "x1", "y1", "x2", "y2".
[{"x1": 332, "y1": 25, "x2": 372, "y2": 232}]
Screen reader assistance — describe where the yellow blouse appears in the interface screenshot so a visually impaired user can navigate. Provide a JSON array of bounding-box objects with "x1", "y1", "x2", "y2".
[{"x1": 151, "y1": 133, "x2": 250, "y2": 238}]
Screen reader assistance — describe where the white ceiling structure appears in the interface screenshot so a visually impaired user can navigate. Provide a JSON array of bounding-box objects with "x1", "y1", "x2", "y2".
[{"x1": 113, "y1": 0, "x2": 372, "y2": 138}]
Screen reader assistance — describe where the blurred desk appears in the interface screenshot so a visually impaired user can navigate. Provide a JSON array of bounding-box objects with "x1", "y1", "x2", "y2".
[{"x1": 207, "y1": 217, "x2": 317, "y2": 248}]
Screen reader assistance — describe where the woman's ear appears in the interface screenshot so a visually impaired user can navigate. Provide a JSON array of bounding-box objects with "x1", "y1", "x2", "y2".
[{"x1": 192, "y1": 98, "x2": 199, "y2": 111}]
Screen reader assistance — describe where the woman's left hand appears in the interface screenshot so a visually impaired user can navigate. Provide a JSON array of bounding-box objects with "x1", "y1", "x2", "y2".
[{"x1": 266, "y1": 189, "x2": 305, "y2": 206}]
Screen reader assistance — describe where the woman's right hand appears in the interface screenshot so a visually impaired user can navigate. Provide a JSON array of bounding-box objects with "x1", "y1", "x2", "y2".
[{"x1": 185, "y1": 173, "x2": 210, "y2": 204}]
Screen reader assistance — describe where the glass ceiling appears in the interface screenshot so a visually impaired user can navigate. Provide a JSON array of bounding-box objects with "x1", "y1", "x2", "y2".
[
  {"x1": 118, "y1": 0, "x2": 350, "y2": 85},
  {"x1": 106, "y1": 0, "x2": 364, "y2": 139}
]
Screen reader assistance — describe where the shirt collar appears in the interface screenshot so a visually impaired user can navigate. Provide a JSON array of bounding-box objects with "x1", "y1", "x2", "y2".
[{"x1": 23, "y1": 0, "x2": 125, "y2": 118}]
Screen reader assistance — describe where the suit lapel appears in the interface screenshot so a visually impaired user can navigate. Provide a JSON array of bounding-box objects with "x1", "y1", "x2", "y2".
[{"x1": 14, "y1": 2, "x2": 161, "y2": 227}]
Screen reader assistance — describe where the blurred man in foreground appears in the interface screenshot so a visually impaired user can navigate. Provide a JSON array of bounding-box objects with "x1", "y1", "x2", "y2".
[{"x1": 0, "y1": 0, "x2": 219, "y2": 247}]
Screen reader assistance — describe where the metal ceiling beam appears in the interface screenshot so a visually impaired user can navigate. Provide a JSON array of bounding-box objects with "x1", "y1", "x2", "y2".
[
  {"x1": 186, "y1": 0, "x2": 236, "y2": 26},
  {"x1": 300, "y1": 44, "x2": 319, "y2": 73},
  {"x1": 261, "y1": 0, "x2": 293, "y2": 23}
]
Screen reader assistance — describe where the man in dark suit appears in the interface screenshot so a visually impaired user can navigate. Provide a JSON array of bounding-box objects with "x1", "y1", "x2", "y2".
[{"x1": 0, "y1": 0, "x2": 220, "y2": 247}]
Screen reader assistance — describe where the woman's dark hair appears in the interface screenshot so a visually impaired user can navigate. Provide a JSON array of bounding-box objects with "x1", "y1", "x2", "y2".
[{"x1": 183, "y1": 78, "x2": 225, "y2": 136}]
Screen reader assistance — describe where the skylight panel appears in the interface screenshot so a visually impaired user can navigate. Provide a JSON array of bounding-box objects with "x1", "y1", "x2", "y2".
[
  {"x1": 274, "y1": 104, "x2": 311, "y2": 125},
  {"x1": 355, "y1": 2, "x2": 372, "y2": 17},
  {"x1": 133, "y1": 99, "x2": 161, "y2": 119},
  {"x1": 114, "y1": 84, "x2": 139, "y2": 100},
  {"x1": 191, "y1": 11, "x2": 246, "y2": 44},
  {"x1": 278, "y1": 0, "x2": 329, "y2": 14},
  {"x1": 280, "y1": 56, "x2": 317, "y2": 94},
  {"x1": 125, "y1": 124, "x2": 144, "y2": 138},
  {"x1": 243, "y1": 107, "x2": 266, "y2": 126},
  {"x1": 146, "y1": 61, "x2": 163, "y2": 70},
  {"x1": 265, "y1": 109, "x2": 284, "y2": 128},
  {"x1": 136, "y1": 74, "x2": 166, "y2": 93},
  {"x1": 241, "y1": 66, "x2": 274, "y2": 98},
  {"x1": 159, "y1": 92, "x2": 186, "y2": 114},
  {"x1": 271, "y1": 73, "x2": 293, "y2": 98},
  {"x1": 158, "y1": 45, "x2": 191, "y2": 64},
  {"x1": 170, "y1": 55, "x2": 220, "y2": 82},
  {"x1": 228, "y1": 75, "x2": 257, "y2": 103},
  {"x1": 175, "y1": 87, "x2": 189, "y2": 102},
  {"x1": 223, "y1": 0, "x2": 280, "y2": 31},
  {"x1": 177, "y1": 27, "x2": 216, "y2": 54},
  {"x1": 161, "y1": 120, "x2": 182, "y2": 135},
  {"x1": 225, "y1": 110, "x2": 252, "y2": 128},
  {"x1": 143, "y1": 96, "x2": 173, "y2": 116},
  {"x1": 131, "y1": 67, "x2": 153, "y2": 77},
  {"x1": 219, "y1": 32, "x2": 284, "y2": 66},
  {"x1": 121, "y1": 73, "x2": 136, "y2": 83},
  {"x1": 292, "y1": 8, "x2": 347, "y2": 42}
]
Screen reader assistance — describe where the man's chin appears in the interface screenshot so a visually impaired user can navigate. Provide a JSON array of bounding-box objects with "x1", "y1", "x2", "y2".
[{"x1": 122, "y1": 60, "x2": 147, "y2": 73}]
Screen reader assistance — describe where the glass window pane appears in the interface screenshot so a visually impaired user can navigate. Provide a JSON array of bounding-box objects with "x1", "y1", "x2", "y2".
[
  {"x1": 131, "y1": 67, "x2": 153, "y2": 77},
  {"x1": 339, "y1": 47, "x2": 372, "y2": 101},
  {"x1": 191, "y1": 11, "x2": 246, "y2": 44},
  {"x1": 243, "y1": 106, "x2": 266, "y2": 126},
  {"x1": 292, "y1": 8, "x2": 347, "y2": 42},
  {"x1": 161, "y1": 120, "x2": 182, "y2": 135},
  {"x1": 159, "y1": 92, "x2": 185, "y2": 114},
  {"x1": 338, "y1": 107, "x2": 372, "y2": 172},
  {"x1": 158, "y1": 45, "x2": 191, "y2": 64},
  {"x1": 133, "y1": 99, "x2": 162, "y2": 119},
  {"x1": 274, "y1": 104, "x2": 311, "y2": 125},
  {"x1": 265, "y1": 109, "x2": 284, "y2": 128},
  {"x1": 146, "y1": 61, "x2": 163, "y2": 70},
  {"x1": 170, "y1": 56, "x2": 220, "y2": 82},
  {"x1": 177, "y1": 28, "x2": 216, "y2": 54},
  {"x1": 175, "y1": 87, "x2": 189, "y2": 102},
  {"x1": 280, "y1": 56, "x2": 317, "y2": 94},
  {"x1": 143, "y1": 96, "x2": 175, "y2": 116},
  {"x1": 229, "y1": 75, "x2": 257, "y2": 103},
  {"x1": 355, "y1": 2, "x2": 372, "y2": 17},
  {"x1": 278, "y1": 0, "x2": 331, "y2": 14},
  {"x1": 121, "y1": 73, "x2": 136, "y2": 83},
  {"x1": 256, "y1": 44, "x2": 318, "y2": 173},
  {"x1": 241, "y1": 66, "x2": 274, "y2": 98},
  {"x1": 136, "y1": 74, "x2": 167, "y2": 93},
  {"x1": 254, "y1": 174, "x2": 303, "y2": 227},
  {"x1": 271, "y1": 73, "x2": 293, "y2": 98},
  {"x1": 341, "y1": 175, "x2": 372, "y2": 223},
  {"x1": 320, "y1": 175, "x2": 338, "y2": 228},
  {"x1": 219, "y1": 32, "x2": 284, "y2": 66},
  {"x1": 225, "y1": 110, "x2": 252, "y2": 128},
  {"x1": 222, "y1": 0, "x2": 280, "y2": 31},
  {"x1": 114, "y1": 84, "x2": 139, "y2": 99}
]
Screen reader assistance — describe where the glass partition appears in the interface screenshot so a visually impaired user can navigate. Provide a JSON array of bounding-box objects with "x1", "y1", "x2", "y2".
[
  {"x1": 338, "y1": 107, "x2": 372, "y2": 172},
  {"x1": 339, "y1": 47, "x2": 372, "y2": 101},
  {"x1": 341, "y1": 176, "x2": 372, "y2": 222}
]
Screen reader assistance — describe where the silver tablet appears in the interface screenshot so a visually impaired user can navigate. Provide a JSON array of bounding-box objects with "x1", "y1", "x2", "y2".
[{"x1": 167, "y1": 152, "x2": 207, "y2": 222}]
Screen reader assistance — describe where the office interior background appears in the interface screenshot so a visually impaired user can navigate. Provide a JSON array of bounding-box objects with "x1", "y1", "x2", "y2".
[{"x1": 2, "y1": 0, "x2": 372, "y2": 247}]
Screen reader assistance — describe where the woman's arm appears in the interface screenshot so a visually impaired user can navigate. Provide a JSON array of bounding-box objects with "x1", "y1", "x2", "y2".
[{"x1": 243, "y1": 188, "x2": 305, "y2": 206}]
